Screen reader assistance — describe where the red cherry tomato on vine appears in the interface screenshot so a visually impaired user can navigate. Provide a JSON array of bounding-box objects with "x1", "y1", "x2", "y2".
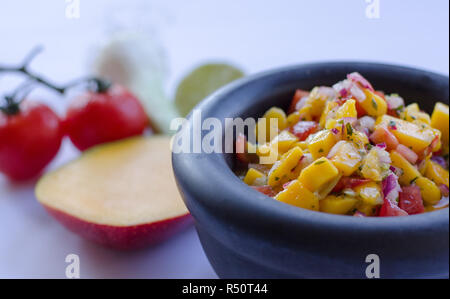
[
  {"x1": 0, "y1": 101, "x2": 62, "y2": 181},
  {"x1": 64, "y1": 84, "x2": 149, "y2": 151}
]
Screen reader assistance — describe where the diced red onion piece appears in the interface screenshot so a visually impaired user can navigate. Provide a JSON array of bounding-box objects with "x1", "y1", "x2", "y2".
[
  {"x1": 431, "y1": 155, "x2": 447, "y2": 169},
  {"x1": 376, "y1": 143, "x2": 387, "y2": 150},
  {"x1": 347, "y1": 72, "x2": 374, "y2": 91},
  {"x1": 382, "y1": 173, "x2": 402, "y2": 203}
]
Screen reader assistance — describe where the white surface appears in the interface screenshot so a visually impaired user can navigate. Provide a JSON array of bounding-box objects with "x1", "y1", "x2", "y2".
[{"x1": 0, "y1": 0, "x2": 448, "y2": 278}]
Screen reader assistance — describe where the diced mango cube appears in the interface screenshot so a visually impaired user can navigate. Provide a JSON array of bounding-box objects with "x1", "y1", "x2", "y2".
[
  {"x1": 268, "y1": 147, "x2": 303, "y2": 187},
  {"x1": 319, "y1": 101, "x2": 339, "y2": 127},
  {"x1": 431, "y1": 102, "x2": 449, "y2": 146},
  {"x1": 298, "y1": 87, "x2": 333, "y2": 119},
  {"x1": 307, "y1": 130, "x2": 337, "y2": 160},
  {"x1": 415, "y1": 177, "x2": 441, "y2": 205},
  {"x1": 298, "y1": 157, "x2": 339, "y2": 192},
  {"x1": 360, "y1": 148, "x2": 385, "y2": 182},
  {"x1": 270, "y1": 131, "x2": 299, "y2": 154},
  {"x1": 243, "y1": 168, "x2": 265, "y2": 185},
  {"x1": 347, "y1": 129, "x2": 369, "y2": 150},
  {"x1": 320, "y1": 195, "x2": 358, "y2": 215},
  {"x1": 377, "y1": 115, "x2": 439, "y2": 154},
  {"x1": 355, "y1": 201, "x2": 378, "y2": 216},
  {"x1": 425, "y1": 161, "x2": 449, "y2": 187},
  {"x1": 354, "y1": 182, "x2": 383, "y2": 205},
  {"x1": 359, "y1": 89, "x2": 387, "y2": 117},
  {"x1": 275, "y1": 180, "x2": 319, "y2": 211},
  {"x1": 329, "y1": 141, "x2": 362, "y2": 176},
  {"x1": 256, "y1": 107, "x2": 287, "y2": 142},
  {"x1": 336, "y1": 99, "x2": 357, "y2": 119},
  {"x1": 390, "y1": 150, "x2": 422, "y2": 185},
  {"x1": 402, "y1": 103, "x2": 431, "y2": 125}
]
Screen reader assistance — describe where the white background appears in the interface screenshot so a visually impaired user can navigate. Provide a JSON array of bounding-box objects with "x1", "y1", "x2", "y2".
[{"x1": 0, "y1": 0, "x2": 448, "y2": 278}]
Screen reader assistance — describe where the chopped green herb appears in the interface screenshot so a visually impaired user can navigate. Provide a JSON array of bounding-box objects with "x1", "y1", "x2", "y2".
[
  {"x1": 275, "y1": 177, "x2": 280, "y2": 181},
  {"x1": 389, "y1": 120, "x2": 396, "y2": 127},
  {"x1": 366, "y1": 144, "x2": 373, "y2": 151},
  {"x1": 318, "y1": 148, "x2": 324, "y2": 153},
  {"x1": 372, "y1": 98, "x2": 378, "y2": 110},
  {"x1": 315, "y1": 160, "x2": 326, "y2": 165},
  {"x1": 346, "y1": 123, "x2": 353, "y2": 136},
  {"x1": 410, "y1": 177, "x2": 419, "y2": 184}
]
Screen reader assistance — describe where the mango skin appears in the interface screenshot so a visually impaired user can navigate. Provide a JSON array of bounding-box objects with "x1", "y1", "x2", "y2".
[
  {"x1": 44, "y1": 206, "x2": 192, "y2": 250},
  {"x1": 275, "y1": 180, "x2": 319, "y2": 211}
]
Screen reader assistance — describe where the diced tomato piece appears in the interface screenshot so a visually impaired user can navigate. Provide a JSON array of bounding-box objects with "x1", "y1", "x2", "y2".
[
  {"x1": 398, "y1": 186, "x2": 425, "y2": 215},
  {"x1": 379, "y1": 197, "x2": 408, "y2": 217},
  {"x1": 289, "y1": 121, "x2": 319, "y2": 141},
  {"x1": 251, "y1": 185, "x2": 277, "y2": 197},
  {"x1": 370, "y1": 126, "x2": 399, "y2": 151},
  {"x1": 288, "y1": 89, "x2": 310, "y2": 114},
  {"x1": 355, "y1": 100, "x2": 367, "y2": 117},
  {"x1": 396, "y1": 144, "x2": 418, "y2": 164},
  {"x1": 236, "y1": 133, "x2": 249, "y2": 163},
  {"x1": 332, "y1": 177, "x2": 371, "y2": 193}
]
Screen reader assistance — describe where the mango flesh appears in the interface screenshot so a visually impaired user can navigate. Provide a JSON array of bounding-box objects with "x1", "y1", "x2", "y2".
[{"x1": 36, "y1": 136, "x2": 189, "y2": 227}]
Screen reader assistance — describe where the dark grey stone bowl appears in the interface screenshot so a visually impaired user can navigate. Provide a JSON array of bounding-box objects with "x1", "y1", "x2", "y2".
[{"x1": 172, "y1": 62, "x2": 449, "y2": 278}]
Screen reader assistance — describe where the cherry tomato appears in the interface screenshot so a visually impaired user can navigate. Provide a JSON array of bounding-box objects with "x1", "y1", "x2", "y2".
[
  {"x1": 64, "y1": 84, "x2": 149, "y2": 151},
  {"x1": 289, "y1": 121, "x2": 318, "y2": 141},
  {"x1": 0, "y1": 101, "x2": 62, "y2": 181},
  {"x1": 398, "y1": 186, "x2": 425, "y2": 215}
]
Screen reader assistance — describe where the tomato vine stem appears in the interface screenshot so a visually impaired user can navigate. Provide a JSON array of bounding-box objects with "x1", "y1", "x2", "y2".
[
  {"x1": 0, "y1": 46, "x2": 111, "y2": 95},
  {"x1": 1, "y1": 46, "x2": 111, "y2": 115}
]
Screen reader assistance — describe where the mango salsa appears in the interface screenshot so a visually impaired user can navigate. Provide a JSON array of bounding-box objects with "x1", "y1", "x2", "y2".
[{"x1": 239, "y1": 72, "x2": 449, "y2": 217}]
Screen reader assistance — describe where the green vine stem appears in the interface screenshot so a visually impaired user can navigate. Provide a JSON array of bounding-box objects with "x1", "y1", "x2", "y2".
[{"x1": 0, "y1": 46, "x2": 111, "y2": 115}]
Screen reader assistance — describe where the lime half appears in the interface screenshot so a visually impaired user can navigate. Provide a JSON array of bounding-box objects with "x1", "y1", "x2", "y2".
[{"x1": 175, "y1": 63, "x2": 244, "y2": 116}]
